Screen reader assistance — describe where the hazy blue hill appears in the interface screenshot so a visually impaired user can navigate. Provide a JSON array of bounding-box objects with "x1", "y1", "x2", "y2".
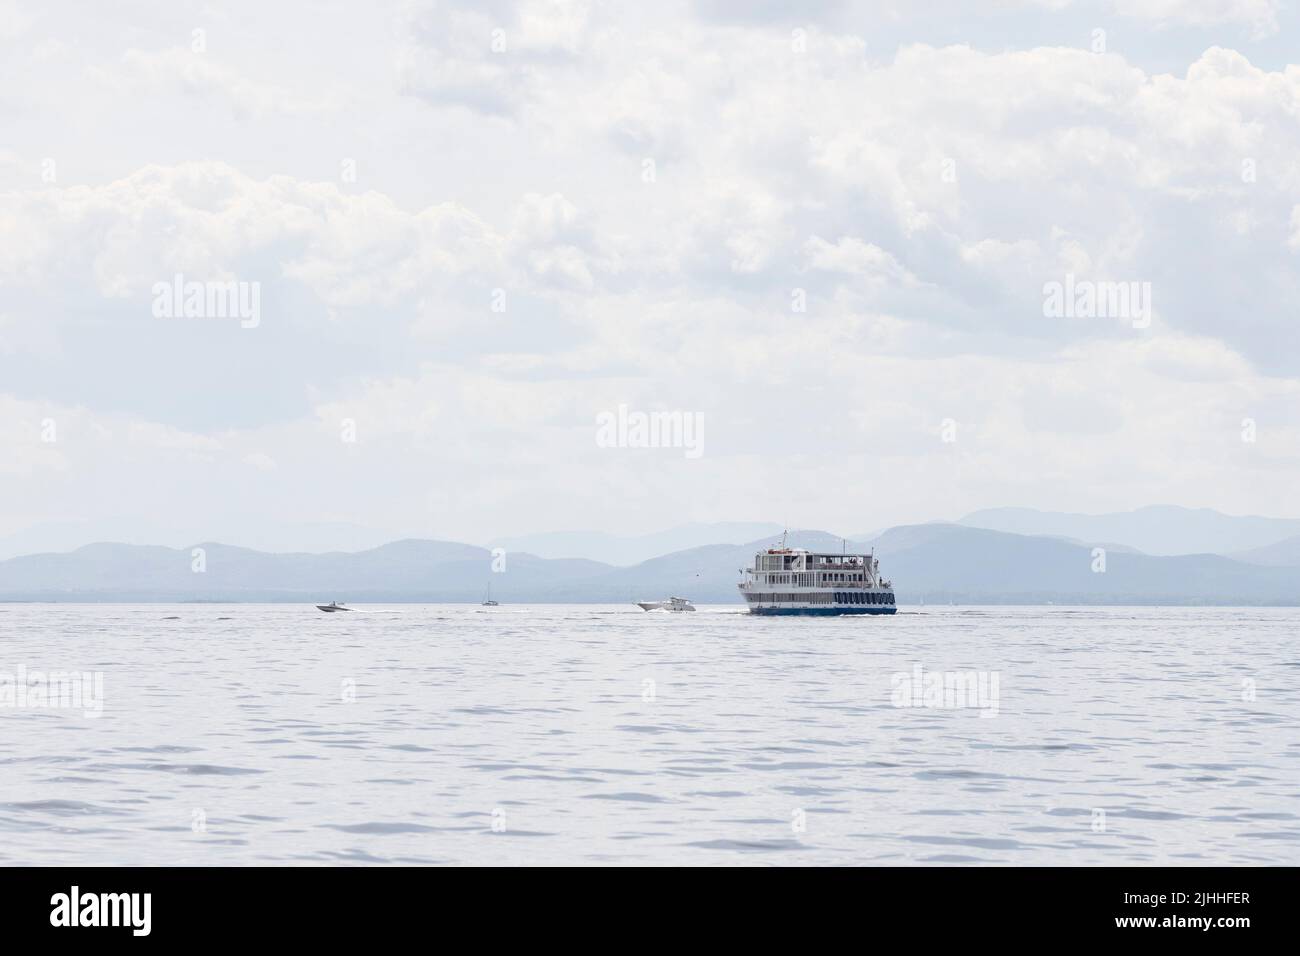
[
  {"x1": 488, "y1": 521, "x2": 783, "y2": 566},
  {"x1": 580, "y1": 543, "x2": 751, "y2": 602},
  {"x1": 770, "y1": 529, "x2": 859, "y2": 552},
  {"x1": 959, "y1": 506, "x2": 1300, "y2": 557},
  {"x1": 0, "y1": 543, "x2": 188, "y2": 594},
  {"x1": 1229, "y1": 535, "x2": 1300, "y2": 568},
  {"x1": 0, "y1": 519, "x2": 402, "y2": 561}
]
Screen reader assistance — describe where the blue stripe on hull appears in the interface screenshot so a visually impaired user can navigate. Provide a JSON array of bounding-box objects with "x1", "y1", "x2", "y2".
[{"x1": 748, "y1": 606, "x2": 896, "y2": 616}]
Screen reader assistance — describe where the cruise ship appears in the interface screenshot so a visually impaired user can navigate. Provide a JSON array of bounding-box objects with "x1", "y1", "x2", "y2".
[{"x1": 738, "y1": 535, "x2": 897, "y2": 615}]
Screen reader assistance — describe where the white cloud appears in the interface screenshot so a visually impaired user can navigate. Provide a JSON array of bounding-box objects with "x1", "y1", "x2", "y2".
[
  {"x1": 0, "y1": 0, "x2": 33, "y2": 39},
  {"x1": 804, "y1": 236, "x2": 917, "y2": 286},
  {"x1": 397, "y1": 0, "x2": 594, "y2": 115}
]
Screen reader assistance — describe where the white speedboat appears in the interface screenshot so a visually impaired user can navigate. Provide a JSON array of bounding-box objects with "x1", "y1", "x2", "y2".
[
  {"x1": 316, "y1": 601, "x2": 351, "y2": 613},
  {"x1": 636, "y1": 596, "x2": 696, "y2": 612}
]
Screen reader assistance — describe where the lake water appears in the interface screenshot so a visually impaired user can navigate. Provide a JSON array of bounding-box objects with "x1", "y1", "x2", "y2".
[{"x1": 0, "y1": 604, "x2": 1296, "y2": 865}]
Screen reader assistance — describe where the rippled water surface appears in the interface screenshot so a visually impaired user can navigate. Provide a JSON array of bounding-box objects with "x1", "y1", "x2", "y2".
[{"x1": 1, "y1": 604, "x2": 1297, "y2": 865}]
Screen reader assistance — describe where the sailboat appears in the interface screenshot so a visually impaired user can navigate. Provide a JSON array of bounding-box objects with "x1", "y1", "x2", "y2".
[{"x1": 481, "y1": 582, "x2": 499, "y2": 606}]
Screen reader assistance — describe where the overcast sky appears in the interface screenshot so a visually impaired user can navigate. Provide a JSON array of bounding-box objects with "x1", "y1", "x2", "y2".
[{"x1": 2, "y1": 0, "x2": 1299, "y2": 551}]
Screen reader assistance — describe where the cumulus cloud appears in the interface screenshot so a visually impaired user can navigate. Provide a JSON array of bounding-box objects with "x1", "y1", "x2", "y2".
[
  {"x1": 397, "y1": 0, "x2": 594, "y2": 115},
  {"x1": 804, "y1": 236, "x2": 918, "y2": 286}
]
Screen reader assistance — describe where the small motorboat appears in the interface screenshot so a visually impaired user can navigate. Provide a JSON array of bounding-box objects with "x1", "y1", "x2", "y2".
[
  {"x1": 636, "y1": 596, "x2": 696, "y2": 612},
  {"x1": 316, "y1": 601, "x2": 351, "y2": 613}
]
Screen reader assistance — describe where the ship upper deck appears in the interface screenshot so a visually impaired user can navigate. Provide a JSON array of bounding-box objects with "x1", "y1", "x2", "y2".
[{"x1": 753, "y1": 549, "x2": 875, "y2": 572}]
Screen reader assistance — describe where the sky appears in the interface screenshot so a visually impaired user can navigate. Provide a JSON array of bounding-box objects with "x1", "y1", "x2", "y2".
[{"x1": 1, "y1": 0, "x2": 1299, "y2": 551}]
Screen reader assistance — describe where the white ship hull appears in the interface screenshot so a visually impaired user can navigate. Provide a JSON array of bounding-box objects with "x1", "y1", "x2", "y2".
[{"x1": 746, "y1": 597, "x2": 895, "y2": 616}]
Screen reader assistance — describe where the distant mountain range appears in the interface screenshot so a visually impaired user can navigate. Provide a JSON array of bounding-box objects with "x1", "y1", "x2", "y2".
[
  {"x1": 0, "y1": 519, "x2": 402, "y2": 561},
  {"x1": 1230, "y1": 535, "x2": 1300, "y2": 567},
  {"x1": 2, "y1": 520, "x2": 1297, "y2": 604},
  {"x1": 959, "y1": 506, "x2": 1300, "y2": 557}
]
